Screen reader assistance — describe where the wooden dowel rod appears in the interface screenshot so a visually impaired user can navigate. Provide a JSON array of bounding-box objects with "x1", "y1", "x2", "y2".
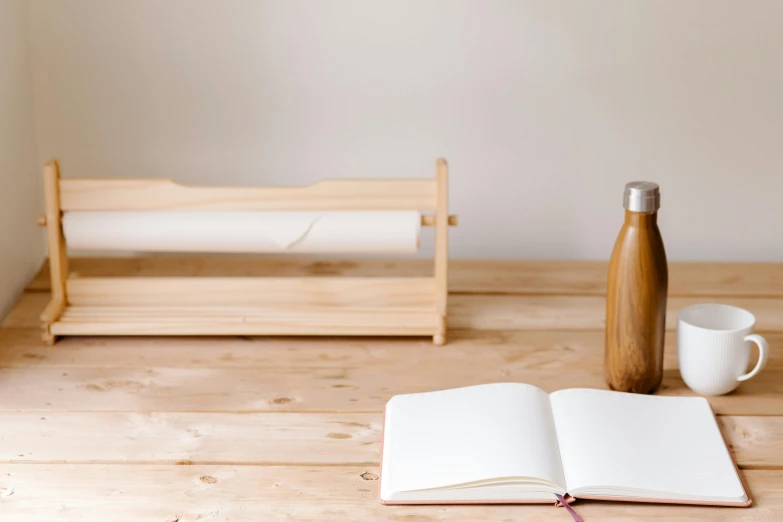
[
  {"x1": 37, "y1": 215, "x2": 47, "y2": 226},
  {"x1": 421, "y1": 215, "x2": 458, "y2": 227}
]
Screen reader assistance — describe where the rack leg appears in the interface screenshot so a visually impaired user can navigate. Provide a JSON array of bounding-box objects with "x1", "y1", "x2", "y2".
[
  {"x1": 41, "y1": 329, "x2": 56, "y2": 346},
  {"x1": 433, "y1": 158, "x2": 449, "y2": 347}
]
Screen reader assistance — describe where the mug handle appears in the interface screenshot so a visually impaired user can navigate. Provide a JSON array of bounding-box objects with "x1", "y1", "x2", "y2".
[{"x1": 737, "y1": 334, "x2": 769, "y2": 382}]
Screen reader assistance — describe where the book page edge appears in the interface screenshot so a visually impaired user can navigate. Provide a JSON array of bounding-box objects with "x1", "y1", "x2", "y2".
[{"x1": 571, "y1": 494, "x2": 752, "y2": 508}]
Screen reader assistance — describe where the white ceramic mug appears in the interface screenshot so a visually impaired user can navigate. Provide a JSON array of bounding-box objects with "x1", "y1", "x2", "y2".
[{"x1": 678, "y1": 304, "x2": 769, "y2": 396}]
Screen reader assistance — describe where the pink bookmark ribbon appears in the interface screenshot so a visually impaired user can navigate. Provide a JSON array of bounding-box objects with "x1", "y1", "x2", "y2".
[{"x1": 555, "y1": 494, "x2": 584, "y2": 522}]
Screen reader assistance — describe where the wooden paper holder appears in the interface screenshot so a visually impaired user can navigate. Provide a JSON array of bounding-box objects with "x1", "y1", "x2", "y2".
[{"x1": 39, "y1": 159, "x2": 456, "y2": 346}]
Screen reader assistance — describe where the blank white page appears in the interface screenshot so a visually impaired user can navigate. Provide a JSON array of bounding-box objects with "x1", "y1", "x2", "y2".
[
  {"x1": 380, "y1": 383, "x2": 566, "y2": 499},
  {"x1": 550, "y1": 389, "x2": 745, "y2": 500}
]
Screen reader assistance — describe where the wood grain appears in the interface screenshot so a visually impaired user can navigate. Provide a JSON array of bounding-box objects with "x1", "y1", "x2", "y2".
[
  {"x1": 1, "y1": 327, "x2": 781, "y2": 373},
  {"x1": 605, "y1": 210, "x2": 668, "y2": 393},
  {"x1": 719, "y1": 416, "x2": 783, "y2": 469},
  {"x1": 0, "y1": 465, "x2": 778, "y2": 521},
  {"x1": 50, "y1": 308, "x2": 441, "y2": 337},
  {"x1": 0, "y1": 365, "x2": 779, "y2": 415},
  {"x1": 27, "y1": 257, "x2": 783, "y2": 297},
  {"x1": 0, "y1": 412, "x2": 777, "y2": 468},
  {"x1": 56, "y1": 276, "x2": 440, "y2": 339},
  {"x1": 449, "y1": 295, "x2": 783, "y2": 332},
  {"x1": 0, "y1": 412, "x2": 380, "y2": 465},
  {"x1": 2, "y1": 293, "x2": 51, "y2": 328},
  {"x1": 9, "y1": 292, "x2": 783, "y2": 332},
  {"x1": 59, "y1": 178, "x2": 438, "y2": 211},
  {"x1": 66, "y1": 277, "x2": 435, "y2": 308},
  {"x1": 26, "y1": 257, "x2": 437, "y2": 291},
  {"x1": 41, "y1": 160, "x2": 68, "y2": 344},
  {"x1": 3, "y1": 256, "x2": 783, "y2": 519}
]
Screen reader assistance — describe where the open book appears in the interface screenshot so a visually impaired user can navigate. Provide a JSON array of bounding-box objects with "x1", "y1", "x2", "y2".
[{"x1": 379, "y1": 383, "x2": 749, "y2": 507}]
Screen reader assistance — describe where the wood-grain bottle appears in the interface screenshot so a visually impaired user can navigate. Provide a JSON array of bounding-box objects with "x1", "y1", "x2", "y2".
[{"x1": 605, "y1": 182, "x2": 668, "y2": 394}]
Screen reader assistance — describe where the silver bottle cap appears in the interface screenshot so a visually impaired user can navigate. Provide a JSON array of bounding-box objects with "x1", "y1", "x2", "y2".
[{"x1": 623, "y1": 181, "x2": 660, "y2": 213}]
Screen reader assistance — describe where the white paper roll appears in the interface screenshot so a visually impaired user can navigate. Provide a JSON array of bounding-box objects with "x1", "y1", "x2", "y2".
[{"x1": 62, "y1": 211, "x2": 421, "y2": 254}]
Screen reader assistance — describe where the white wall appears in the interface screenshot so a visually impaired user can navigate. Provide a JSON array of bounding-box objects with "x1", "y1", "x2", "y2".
[
  {"x1": 0, "y1": 0, "x2": 44, "y2": 320},
  {"x1": 28, "y1": 0, "x2": 783, "y2": 261}
]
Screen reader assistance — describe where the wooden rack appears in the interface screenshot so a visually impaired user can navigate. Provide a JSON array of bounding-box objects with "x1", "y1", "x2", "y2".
[{"x1": 39, "y1": 159, "x2": 456, "y2": 345}]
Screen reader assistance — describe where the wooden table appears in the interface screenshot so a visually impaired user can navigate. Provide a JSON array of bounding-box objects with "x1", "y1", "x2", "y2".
[{"x1": 1, "y1": 257, "x2": 782, "y2": 521}]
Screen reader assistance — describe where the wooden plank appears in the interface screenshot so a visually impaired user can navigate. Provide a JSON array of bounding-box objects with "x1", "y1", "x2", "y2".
[
  {"x1": 59, "y1": 178, "x2": 438, "y2": 211},
  {"x1": 0, "y1": 364, "x2": 779, "y2": 415},
  {"x1": 27, "y1": 257, "x2": 783, "y2": 297},
  {"x1": 49, "y1": 311, "x2": 440, "y2": 337},
  {"x1": 8, "y1": 291, "x2": 783, "y2": 332},
  {"x1": 0, "y1": 328, "x2": 606, "y2": 369},
  {"x1": 26, "y1": 257, "x2": 435, "y2": 291},
  {"x1": 3, "y1": 328, "x2": 781, "y2": 372},
  {"x1": 2, "y1": 293, "x2": 50, "y2": 328},
  {"x1": 719, "y1": 416, "x2": 783, "y2": 469},
  {"x1": 5, "y1": 292, "x2": 443, "y2": 333},
  {"x1": 0, "y1": 465, "x2": 778, "y2": 521},
  {"x1": 451, "y1": 259, "x2": 783, "y2": 298},
  {"x1": 449, "y1": 295, "x2": 783, "y2": 332},
  {"x1": 66, "y1": 277, "x2": 435, "y2": 308},
  {"x1": 0, "y1": 411, "x2": 777, "y2": 469},
  {"x1": 0, "y1": 412, "x2": 380, "y2": 465}
]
